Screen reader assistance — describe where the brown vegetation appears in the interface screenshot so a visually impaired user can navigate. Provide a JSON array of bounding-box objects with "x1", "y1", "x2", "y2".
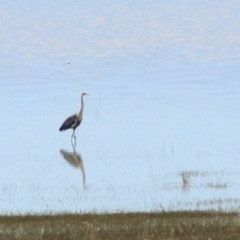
[{"x1": 0, "y1": 211, "x2": 239, "y2": 240}]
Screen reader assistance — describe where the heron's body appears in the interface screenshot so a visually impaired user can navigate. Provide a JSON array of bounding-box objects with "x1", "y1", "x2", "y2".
[
  {"x1": 59, "y1": 92, "x2": 88, "y2": 141},
  {"x1": 59, "y1": 114, "x2": 82, "y2": 131}
]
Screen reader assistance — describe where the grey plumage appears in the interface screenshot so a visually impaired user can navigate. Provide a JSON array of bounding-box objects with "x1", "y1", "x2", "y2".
[{"x1": 59, "y1": 114, "x2": 82, "y2": 131}]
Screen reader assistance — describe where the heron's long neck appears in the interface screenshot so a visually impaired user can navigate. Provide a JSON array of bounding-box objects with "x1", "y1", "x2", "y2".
[{"x1": 77, "y1": 95, "x2": 84, "y2": 120}]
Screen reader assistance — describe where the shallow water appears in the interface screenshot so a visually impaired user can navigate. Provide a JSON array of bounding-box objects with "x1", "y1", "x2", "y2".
[{"x1": 0, "y1": 0, "x2": 240, "y2": 214}]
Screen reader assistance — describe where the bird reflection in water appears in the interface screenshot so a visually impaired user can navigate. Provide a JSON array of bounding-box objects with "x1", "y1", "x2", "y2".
[
  {"x1": 181, "y1": 171, "x2": 190, "y2": 192},
  {"x1": 60, "y1": 144, "x2": 86, "y2": 189}
]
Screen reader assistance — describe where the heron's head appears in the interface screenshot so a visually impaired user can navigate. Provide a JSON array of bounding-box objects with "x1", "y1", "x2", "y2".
[{"x1": 82, "y1": 92, "x2": 89, "y2": 97}]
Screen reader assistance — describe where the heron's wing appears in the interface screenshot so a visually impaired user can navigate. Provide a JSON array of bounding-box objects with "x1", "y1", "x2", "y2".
[{"x1": 59, "y1": 114, "x2": 77, "y2": 131}]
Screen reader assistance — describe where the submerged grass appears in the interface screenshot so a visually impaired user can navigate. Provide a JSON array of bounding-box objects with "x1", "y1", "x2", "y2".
[{"x1": 0, "y1": 211, "x2": 240, "y2": 240}]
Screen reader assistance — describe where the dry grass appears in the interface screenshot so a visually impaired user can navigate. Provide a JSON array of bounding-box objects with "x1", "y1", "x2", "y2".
[{"x1": 0, "y1": 211, "x2": 240, "y2": 240}]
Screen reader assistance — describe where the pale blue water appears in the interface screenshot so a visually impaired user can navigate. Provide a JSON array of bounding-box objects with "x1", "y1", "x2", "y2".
[{"x1": 0, "y1": 0, "x2": 240, "y2": 214}]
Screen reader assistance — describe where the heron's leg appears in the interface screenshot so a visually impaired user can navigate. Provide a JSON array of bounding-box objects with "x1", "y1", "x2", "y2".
[
  {"x1": 71, "y1": 137, "x2": 76, "y2": 152},
  {"x1": 71, "y1": 130, "x2": 77, "y2": 147},
  {"x1": 74, "y1": 131, "x2": 77, "y2": 146}
]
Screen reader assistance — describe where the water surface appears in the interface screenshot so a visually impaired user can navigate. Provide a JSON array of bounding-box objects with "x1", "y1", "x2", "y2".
[{"x1": 0, "y1": 0, "x2": 240, "y2": 214}]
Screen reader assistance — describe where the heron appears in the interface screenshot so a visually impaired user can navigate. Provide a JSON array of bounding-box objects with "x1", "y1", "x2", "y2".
[{"x1": 59, "y1": 92, "x2": 89, "y2": 142}]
